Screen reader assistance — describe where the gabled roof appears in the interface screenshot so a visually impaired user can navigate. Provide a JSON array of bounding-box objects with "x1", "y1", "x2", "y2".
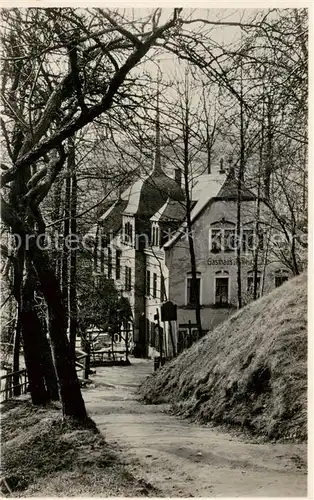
[{"x1": 164, "y1": 172, "x2": 225, "y2": 249}]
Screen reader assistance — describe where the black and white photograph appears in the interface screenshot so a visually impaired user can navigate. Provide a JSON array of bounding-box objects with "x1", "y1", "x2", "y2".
[{"x1": 0, "y1": 5, "x2": 309, "y2": 497}]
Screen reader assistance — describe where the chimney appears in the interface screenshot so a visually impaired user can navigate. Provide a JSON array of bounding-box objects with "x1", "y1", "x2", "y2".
[
  {"x1": 219, "y1": 158, "x2": 225, "y2": 174},
  {"x1": 175, "y1": 168, "x2": 182, "y2": 187}
]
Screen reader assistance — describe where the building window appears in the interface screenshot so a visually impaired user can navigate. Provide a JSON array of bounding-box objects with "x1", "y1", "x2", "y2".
[
  {"x1": 187, "y1": 277, "x2": 200, "y2": 306},
  {"x1": 257, "y1": 231, "x2": 264, "y2": 251},
  {"x1": 125, "y1": 266, "x2": 131, "y2": 291},
  {"x1": 150, "y1": 321, "x2": 156, "y2": 347},
  {"x1": 210, "y1": 223, "x2": 260, "y2": 254},
  {"x1": 151, "y1": 224, "x2": 160, "y2": 246},
  {"x1": 247, "y1": 274, "x2": 261, "y2": 297},
  {"x1": 215, "y1": 277, "x2": 229, "y2": 305},
  {"x1": 224, "y1": 228, "x2": 236, "y2": 252},
  {"x1": 146, "y1": 318, "x2": 150, "y2": 344},
  {"x1": 101, "y1": 233, "x2": 110, "y2": 247},
  {"x1": 242, "y1": 229, "x2": 254, "y2": 253},
  {"x1": 153, "y1": 273, "x2": 157, "y2": 298},
  {"x1": 210, "y1": 228, "x2": 222, "y2": 253},
  {"x1": 115, "y1": 249, "x2": 121, "y2": 280},
  {"x1": 124, "y1": 222, "x2": 133, "y2": 244},
  {"x1": 210, "y1": 223, "x2": 236, "y2": 253},
  {"x1": 275, "y1": 271, "x2": 288, "y2": 288},
  {"x1": 108, "y1": 247, "x2": 112, "y2": 279},
  {"x1": 146, "y1": 270, "x2": 150, "y2": 296},
  {"x1": 100, "y1": 249, "x2": 105, "y2": 274},
  {"x1": 161, "y1": 275, "x2": 166, "y2": 302}
]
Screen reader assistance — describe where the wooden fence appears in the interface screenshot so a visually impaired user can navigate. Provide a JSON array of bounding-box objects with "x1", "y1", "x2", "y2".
[
  {"x1": 0, "y1": 351, "x2": 88, "y2": 403},
  {"x1": 0, "y1": 369, "x2": 28, "y2": 402}
]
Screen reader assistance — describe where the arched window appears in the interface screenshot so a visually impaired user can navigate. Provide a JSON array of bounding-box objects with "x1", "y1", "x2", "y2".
[{"x1": 151, "y1": 223, "x2": 160, "y2": 247}]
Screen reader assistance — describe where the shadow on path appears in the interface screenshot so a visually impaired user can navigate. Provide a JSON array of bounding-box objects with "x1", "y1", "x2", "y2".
[{"x1": 83, "y1": 358, "x2": 307, "y2": 497}]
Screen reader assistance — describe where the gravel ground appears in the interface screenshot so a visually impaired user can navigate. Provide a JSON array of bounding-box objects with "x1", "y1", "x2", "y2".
[{"x1": 83, "y1": 358, "x2": 307, "y2": 497}]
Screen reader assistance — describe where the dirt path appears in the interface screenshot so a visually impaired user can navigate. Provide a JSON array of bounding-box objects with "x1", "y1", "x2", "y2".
[{"x1": 83, "y1": 359, "x2": 307, "y2": 497}]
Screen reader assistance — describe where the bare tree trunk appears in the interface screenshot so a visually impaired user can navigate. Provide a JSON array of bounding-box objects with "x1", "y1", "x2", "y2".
[
  {"x1": 20, "y1": 259, "x2": 49, "y2": 405},
  {"x1": 52, "y1": 177, "x2": 63, "y2": 281},
  {"x1": 1, "y1": 199, "x2": 88, "y2": 419},
  {"x1": 68, "y1": 136, "x2": 78, "y2": 358},
  {"x1": 183, "y1": 72, "x2": 203, "y2": 338},
  {"x1": 236, "y1": 188, "x2": 242, "y2": 308},
  {"x1": 13, "y1": 307, "x2": 21, "y2": 396},
  {"x1": 290, "y1": 229, "x2": 300, "y2": 276},
  {"x1": 61, "y1": 166, "x2": 71, "y2": 324},
  {"x1": 236, "y1": 64, "x2": 245, "y2": 309},
  {"x1": 81, "y1": 330, "x2": 91, "y2": 378},
  {"x1": 206, "y1": 124, "x2": 212, "y2": 174},
  {"x1": 40, "y1": 312, "x2": 59, "y2": 401},
  {"x1": 264, "y1": 94, "x2": 273, "y2": 199},
  {"x1": 31, "y1": 246, "x2": 87, "y2": 420},
  {"x1": 253, "y1": 201, "x2": 261, "y2": 300},
  {"x1": 12, "y1": 241, "x2": 25, "y2": 397},
  {"x1": 253, "y1": 106, "x2": 265, "y2": 300},
  {"x1": 183, "y1": 140, "x2": 202, "y2": 338}
]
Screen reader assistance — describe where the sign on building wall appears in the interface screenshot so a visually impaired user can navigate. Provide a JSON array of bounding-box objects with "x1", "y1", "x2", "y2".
[
  {"x1": 207, "y1": 258, "x2": 254, "y2": 266},
  {"x1": 161, "y1": 301, "x2": 177, "y2": 322}
]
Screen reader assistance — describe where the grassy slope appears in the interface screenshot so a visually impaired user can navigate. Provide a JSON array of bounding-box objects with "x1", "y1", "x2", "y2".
[
  {"x1": 140, "y1": 273, "x2": 307, "y2": 441},
  {"x1": 1, "y1": 400, "x2": 158, "y2": 497}
]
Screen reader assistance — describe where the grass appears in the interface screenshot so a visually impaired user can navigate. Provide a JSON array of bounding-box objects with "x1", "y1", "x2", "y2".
[
  {"x1": 140, "y1": 273, "x2": 307, "y2": 442},
  {"x1": 0, "y1": 399, "x2": 159, "y2": 497}
]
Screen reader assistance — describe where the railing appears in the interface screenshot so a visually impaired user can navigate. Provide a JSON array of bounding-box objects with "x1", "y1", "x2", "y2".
[
  {"x1": 91, "y1": 348, "x2": 126, "y2": 364},
  {"x1": 0, "y1": 369, "x2": 28, "y2": 402},
  {"x1": 75, "y1": 350, "x2": 88, "y2": 379},
  {"x1": 0, "y1": 352, "x2": 88, "y2": 402}
]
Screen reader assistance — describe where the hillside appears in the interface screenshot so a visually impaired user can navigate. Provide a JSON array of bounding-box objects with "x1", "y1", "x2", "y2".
[
  {"x1": 1, "y1": 400, "x2": 158, "y2": 496},
  {"x1": 140, "y1": 273, "x2": 307, "y2": 441}
]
